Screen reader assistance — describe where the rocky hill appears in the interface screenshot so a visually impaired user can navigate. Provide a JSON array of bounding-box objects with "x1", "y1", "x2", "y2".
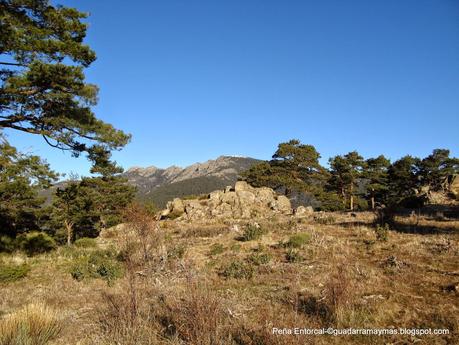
[
  {"x1": 159, "y1": 181, "x2": 306, "y2": 221},
  {"x1": 124, "y1": 156, "x2": 261, "y2": 207}
]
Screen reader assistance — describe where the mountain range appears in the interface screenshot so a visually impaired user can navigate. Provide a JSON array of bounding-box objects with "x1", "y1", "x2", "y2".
[{"x1": 123, "y1": 156, "x2": 261, "y2": 207}]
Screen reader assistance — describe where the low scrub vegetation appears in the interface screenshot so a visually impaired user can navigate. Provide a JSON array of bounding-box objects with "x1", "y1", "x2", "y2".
[
  {"x1": 239, "y1": 224, "x2": 267, "y2": 241},
  {"x1": 0, "y1": 263, "x2": 31, "y2": 283},
  {"x1": 285, "y1": 248, "x2": 304, "y2": 262},
  {"x1": 283, "y1": 232, "x2": 311, "y2": 248},
  {"x1": 220, "y1": 260, "x2": 254, "y2": 279},
  {"x1": 70, "y1": 249, "x2": 123, "y2": 285},
  {"x1": 73, "y1": 237, "x2": 98, "y2": 248},
  {"x1": 17, "y1": 232, "x2": 57, "y2": 256},
  {"x1": 209, "y1": 243, "x2": 225, "y2": 256},
  {"x1": 375, "y1": 223, "x2": 390, "y2": 242}
]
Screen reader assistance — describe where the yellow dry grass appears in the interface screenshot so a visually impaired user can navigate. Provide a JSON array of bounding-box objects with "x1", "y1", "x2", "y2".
[
  {"x1": 0, "y1": 303, "x2": 62, "y2": 345},
  {"x1": 0, "y1": 211, "x2": 458, "y2": 344}
]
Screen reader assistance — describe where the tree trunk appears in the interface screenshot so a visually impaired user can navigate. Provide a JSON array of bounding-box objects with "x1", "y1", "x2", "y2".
[
  {"x1": 64, "y1": 220, "x2": 74, "y2": 246},
  {"x1": 371, "y1": 196, "x2": 375, "y2": 210}
]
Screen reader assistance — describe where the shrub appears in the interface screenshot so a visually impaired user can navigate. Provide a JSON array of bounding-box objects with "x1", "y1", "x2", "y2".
[
  {"x1": 284, "y1": 232, "x2": 310, "y2": 248},
  {"x1": 240, "y1": 225, "x2": 266, "y2": 242},
  {"x1": 17, "y1": 232, "x2": 56, "y2": 256},
  {"x1": 247, "y1": 252, "x2": 271, "y2": 266},
  {"x1": 0, "y1": 303, "x2": 62, "y2": 345},
  {"x1": 375, "y1": 224, "x2": 389, "y2": 242},
  {"x1": 70, "y1": 249, "x2": 122, "y2": 285},
  {"x1": 220, "y1": 260, "x2": 254, "y2": 279},
  {"x1": 286, "y1": 249, "x2": 303, "y2": 263},
  {"x1": 74, "y1": 237, "x2": 97, "y2": 248},
  {"x1": 0, "y1": 263, "x2": 31, "y2": 283},
  {"x1": 209, "y1": 243, "x2": 225, "y2": 256},
  {"x1": 0, "y1": 236, "x2": 16, "y2": 253}
]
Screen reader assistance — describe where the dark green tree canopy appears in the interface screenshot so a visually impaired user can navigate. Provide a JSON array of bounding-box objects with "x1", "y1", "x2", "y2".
[
  {"x1": 328, "y1": 152, "x2": 366, "y2": 203},
  {"x1": 386, "y1": 155, "x2": 421, "y2": 205},
  {"x1": 418, "y1": 149, "x2": 459, "y2": 191},
  {"x1": 364, "y1": 155, "x2": 390, "y2": 209},
  {"x1": 0, "y1": 0, "x2": 130, "y2": 158},
  {"x1": 242, "y1": 139, "x2": 328, "y2": 195},
  {"x1": 0, "y1": 134, "x2": 57, "y2": 236}
]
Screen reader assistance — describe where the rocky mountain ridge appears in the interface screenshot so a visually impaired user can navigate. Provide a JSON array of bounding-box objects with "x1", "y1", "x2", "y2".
[{"x1": 123, "y1": 156, "x2": 261, "y2": 206}]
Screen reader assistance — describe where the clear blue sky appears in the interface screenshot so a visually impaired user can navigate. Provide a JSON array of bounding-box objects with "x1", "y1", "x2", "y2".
[{"x1": 5, "y1": 0, "x2": 459, "y2": 176}]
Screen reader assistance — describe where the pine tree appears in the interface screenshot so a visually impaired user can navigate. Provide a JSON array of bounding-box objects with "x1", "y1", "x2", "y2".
[
  {"x1": 386, "y1": 155, "x2": 421, "y2": 206},
  {"x1": 242, "y1": 139, "x2": 329, "y2": 198},
  {"x1": 364, "y1": 155, "x2": 390, "y2": 209},
  {"x1": 328, "y1": 151, "x2": 366, "y2": 211},
  {"x1": 0, "y1": 0, "x2": 130, "y2": 159},
  {"x1": 0, "y1": 135, "x2": 57, "y2": 238},
  {"x1": 418, "y1": 149, "x2": 459, "y2": 191},
  {"x1": 50, "y1": 153, "x2": 135, "y2": 244}
]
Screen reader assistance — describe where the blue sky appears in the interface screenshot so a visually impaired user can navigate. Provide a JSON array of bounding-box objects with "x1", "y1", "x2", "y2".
[{"x1": 5, "y1": 0, "x2": 459, "y2": 176}]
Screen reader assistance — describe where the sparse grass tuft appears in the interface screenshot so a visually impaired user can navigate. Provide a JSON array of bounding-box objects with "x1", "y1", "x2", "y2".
[
  {"x1": 209, "y1": 243, "x2": 225, "y2": 256},
  {"x1": 0, "y1": 303, "x2": 62, "y2": 345},
  {"x1": 167, "y1": 244, "x2": 186, "y2": 259},
  {"x1": 165, "y1": 282, "x2": 231, "y2": 345},
  {"x1": 314, "y1": 214, "x2": 336, "y2": 225},
  {"x1": 248, "y1": 252, "x2": 271, "y2": 265},
  {"x1": 247, "y1": 245, "x2": 272, "y2": 265},
  {"x1": 220, "y1": 260, "x2": 254, "y2": 279},
  {"x1": 285, "y1": 248, "x2": 303, "y2": 263}
]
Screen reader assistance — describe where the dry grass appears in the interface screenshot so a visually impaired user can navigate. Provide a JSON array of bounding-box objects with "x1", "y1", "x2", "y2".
[
  {"x1": 0, "y1": 211, "x2": 458, "y2": 344},
  {"x1": 0, "y1": 303, "x2": 62, "y2": 345}
]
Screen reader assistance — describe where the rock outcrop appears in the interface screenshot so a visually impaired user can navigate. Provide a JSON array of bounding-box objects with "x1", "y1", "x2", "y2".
[
  {"x1": 294, "y1": 205, "x2": 314, "y2": 217},
  {"x1": 160, "y1": 181, "x2": 293, "y2": 221}
]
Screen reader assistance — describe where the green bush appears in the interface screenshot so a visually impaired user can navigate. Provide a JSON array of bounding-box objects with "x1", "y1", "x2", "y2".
[
  {"x1": 74, "y1": 237, "x2": 97, "y2": 248},
  {"x1": 220, "y1": 260, "x2": 254, "y2": 279},
  {"x1": 0, "y1": 263, "x2": 31, "y2": 283},
  {"x1": 375, "y1": 224, "x2": 389, "y2": 242},
  {"x1": 209, "y1": 243, "x2": 225, "y2": 256},
  {"x1": 284, "y1": 232, "x2": 311, "y2": 248},
  {"x1": 240, "y1": 225, "x2": 266, "y2": 242},
  {"x1": 0, "y1": 236, "x2": 16, "y2": 253},
  {"x1": 286, "y1": 249, "x2": 303, "y2": 263},
  {"x1": 17, "y1": 232, "x2": 56, "y2": 256},
  {"x1": 70, "y1": 249, "x2": 122, "y2": 285},
  {"x1": 248, "y1": 252, "x2": 271, "y2": 266}
]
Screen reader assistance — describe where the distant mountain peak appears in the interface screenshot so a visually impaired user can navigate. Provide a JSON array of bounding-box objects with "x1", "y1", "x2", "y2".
[{"x1": 123, "y1": 156, "x2": 261, "y2": 207}]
